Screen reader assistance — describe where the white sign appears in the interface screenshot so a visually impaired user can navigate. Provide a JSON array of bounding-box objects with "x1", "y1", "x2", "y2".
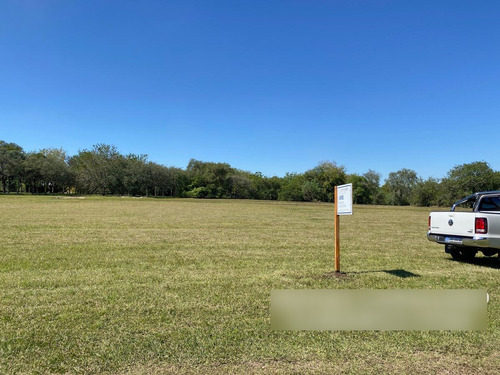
[{"x1": 337, "y1": 183, "x2": 353, "y2": 215}]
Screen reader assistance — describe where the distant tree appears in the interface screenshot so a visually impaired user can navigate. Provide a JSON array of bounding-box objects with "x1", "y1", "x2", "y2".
[
  {"x1": 346, "y1": 174, "x2": 371, "y2": 204},
  {"x1": 186, "y1": 159, "x2": 234, "y2": 198},
  {"x1": 24, "y1": 152, "x2": 45, "y2": 193},
  {"x1": 265, "y1": 176, "x2": 282, "y2": 200},
  {"x1": 145, "y1": 162, "x2": 188, "y2": 198},
  {"x1": 384, "y1": 168, "x2": 419, "y2": 205},
  {"x1": 246, "y1": 172, "x2": 266, "y2": 200},
  {"x1": 303, "y1": 161, "x2": 346, "y2": 202},
  {"x1": 302, "y1": 180, "x2": 322, "y2": 202},
  {"x1": 255, "y1": 174, "x2": 281, "y2": 200},
  {"x1": 227, "y1": 174, "x2": 255, "y2": 199},
  {"x1": 244, "y1": 172, "x2": 281, "y2": 200},
  {"x1": 168, "y1": 167, "x2": 189, "y2": 197},
  {"x1": 346, "y1": 170, "x2": 382, "y2": 205},
  {"x1": 148, "y1": 162, "x2": 168, "y2": 197},
  {"x1": 0, "y1": 141, "x2": 25, "y2": 193},
  {"x1": 38, "y1": 148, "x2": 73, "y2": 194},
  {"x1": 69, "y1": 144, "x2": 122, "y2": 195},
  {"x1": 411, "y1": 178, "x2": 440, "y2": 207},
  {"x1": 122, "y1": 154, "x2": 149, "y2": 196},
  {"x1": 494, "y1": 171, "x2": 500, "y2": 190},
  {"x1": 7, "y1": 138, "x2": 500, "y2": 206},
  {"x1": 363, "y1": 170, "x2": 382, "y2": 204},
  {"x1": 278, "y1": 173, "x2": 305, "y2": 201},
  {"x1": 439, "y1": 161, "x2": 497, "y2": 205}
]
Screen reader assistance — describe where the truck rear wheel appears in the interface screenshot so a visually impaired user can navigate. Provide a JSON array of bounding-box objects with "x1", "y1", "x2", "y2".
[{"x1": 446, "y1": 245, "x2": 477, "y2": 260}]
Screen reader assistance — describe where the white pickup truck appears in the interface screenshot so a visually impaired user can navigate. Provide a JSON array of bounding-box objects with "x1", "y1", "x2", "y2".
[{"x1": 428, "y1": 191, "x2": 500, "y2": 260}]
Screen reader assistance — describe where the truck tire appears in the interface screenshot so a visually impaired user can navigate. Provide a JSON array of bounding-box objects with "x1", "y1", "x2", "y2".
[{"x1": 446, "y1": 245, "x2": 477, "y2": 260}]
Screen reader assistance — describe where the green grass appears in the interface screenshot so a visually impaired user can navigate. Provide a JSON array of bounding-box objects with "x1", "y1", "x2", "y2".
[{"x1": 0, "y1": 195, "x2": 499, "y2": 374}]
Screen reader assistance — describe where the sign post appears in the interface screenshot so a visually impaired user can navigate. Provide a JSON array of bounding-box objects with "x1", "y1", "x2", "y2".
[
  {"x1": 335, "y1": 183, "x2": 353, "y2": 272},
  {"x1": 334, "y1": 186, "x2": 340, "y2": 272}
]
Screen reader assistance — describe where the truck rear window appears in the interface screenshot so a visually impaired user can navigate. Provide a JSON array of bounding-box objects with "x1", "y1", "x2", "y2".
[{"x1": 478, "y1": 197, "x2": 500, "y2": 211}]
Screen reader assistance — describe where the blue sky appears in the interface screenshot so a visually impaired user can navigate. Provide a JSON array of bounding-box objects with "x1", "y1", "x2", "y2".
[{"x1": 1, "y1": 0, "x2": 499, "y2": 181}]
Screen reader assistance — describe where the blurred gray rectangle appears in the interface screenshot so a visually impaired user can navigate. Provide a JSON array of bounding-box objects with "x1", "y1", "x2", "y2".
[{"x1": 271, "y1": 289, "x2": 487, "y2": 330}]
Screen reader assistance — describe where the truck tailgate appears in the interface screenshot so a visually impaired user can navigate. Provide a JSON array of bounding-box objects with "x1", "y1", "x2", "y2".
[{"x1": 429, "y1": 211, "x2": 475, "y2": 237}]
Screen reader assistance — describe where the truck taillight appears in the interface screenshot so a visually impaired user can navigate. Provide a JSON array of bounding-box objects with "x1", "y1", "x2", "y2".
[
  {"x1": 428, "y1": 216, "x2": 431, "y2": 231},
  {"x1": 475, "y1": 217, "x2": 488, "y2": 234}
]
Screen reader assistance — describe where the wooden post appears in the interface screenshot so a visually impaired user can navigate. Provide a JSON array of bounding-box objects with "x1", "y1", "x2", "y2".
[{"x1": 334, "y1": 185, "x2": 340, "y2": 272}]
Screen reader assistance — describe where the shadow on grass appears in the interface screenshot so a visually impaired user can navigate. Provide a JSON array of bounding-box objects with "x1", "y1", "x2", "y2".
[
  {"x1": 382, "y1": 269, "x2": 421, "y2": 278},
  {"x1": 449, "y1": 256, "x2": 500, "y2": 269},
  {"x1": 323, "y1": 269, "x2": 420, "y2": 279},
  {"x1": 348, "y1": 269, "x2": 420, "y2": 278}
]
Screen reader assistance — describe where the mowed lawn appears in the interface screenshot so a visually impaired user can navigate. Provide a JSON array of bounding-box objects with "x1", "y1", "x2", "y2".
[{"x1": 1, "y1": 196, "x2": 499, "y2": 374}]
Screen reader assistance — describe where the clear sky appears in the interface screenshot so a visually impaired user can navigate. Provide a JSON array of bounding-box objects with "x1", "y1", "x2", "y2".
[{"x1": 1, "y1": 0, "x2": 499, "y2": 181}]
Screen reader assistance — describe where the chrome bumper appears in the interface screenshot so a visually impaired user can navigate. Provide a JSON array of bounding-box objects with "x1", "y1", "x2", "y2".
[{"x1": 427, "y1": 232, "x2": 490, "y2": 248}]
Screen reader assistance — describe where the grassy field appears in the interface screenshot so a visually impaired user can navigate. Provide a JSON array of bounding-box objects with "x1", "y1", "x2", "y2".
[{"x1": 0, "y1": 195, "x2": 499, "y2": 374}]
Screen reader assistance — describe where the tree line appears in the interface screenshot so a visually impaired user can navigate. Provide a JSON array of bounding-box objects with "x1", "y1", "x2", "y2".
[{"x1": 1, "y1": 140, "x2": 499, "y2": 206}]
